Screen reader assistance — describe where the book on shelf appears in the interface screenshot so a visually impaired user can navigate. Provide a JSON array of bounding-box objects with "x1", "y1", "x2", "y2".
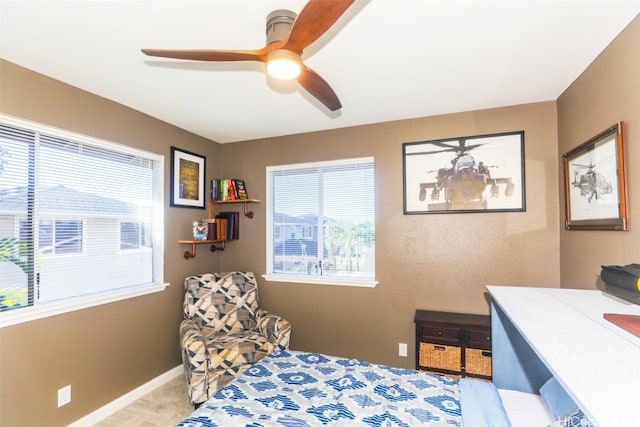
[
  {"x1": 214, "y1": 217, "x2": 228, "y2": 241},
  {"x1": 216, "y1": 211, "x2": 239, "y2": 240},
  {"x1": 211, "y1": 178, "x2": 250, "y2": 201},
  {"x1": 229, "y1": 179, "x2": 237, "y2": 200},
  {"x1": 206, "y1": 219, "x2": 217, "y2": 241},
  {"x1": 223, "y1": 179, "x2": 229, "y2": 200},
  {"x1": 211, "y1": 179, "x2": 222, "y2": 201},
  {"x1": 210, "y1": 179, "x2": 220, "y2": 201},
  {"x1": 234, "y1": 179, "x2": 249, "y2": 199}
]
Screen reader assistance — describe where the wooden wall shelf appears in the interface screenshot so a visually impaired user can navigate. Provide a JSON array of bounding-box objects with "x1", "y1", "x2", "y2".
[
  {"x1": 178, "y1": 240, "x2": 226, "y2": 259},
  {"x1": 209, "y1": 198, "x2": 261, "y2": 219},
  {"x1": 179, "y1": 199, "x2": 261, "y2": 259}
]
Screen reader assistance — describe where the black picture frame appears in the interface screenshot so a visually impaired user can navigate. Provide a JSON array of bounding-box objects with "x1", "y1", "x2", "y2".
[
  {"x1": 563, "y1": 122, "x2": 628, "y2": 230},
  {"x1": 170, "y1": 146, "x2": 206, "y2": 209},
  {"x1": 403, "y1": 131, "x2": 526, "y2": 214}
]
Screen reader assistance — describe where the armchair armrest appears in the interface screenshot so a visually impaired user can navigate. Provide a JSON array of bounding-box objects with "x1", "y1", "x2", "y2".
[
  {"x1": 180, "y1": 319, "x2": 209, "y2": 406},
  {"x1": 256, "y1": 309, "x2": 292, "y2": 350}
]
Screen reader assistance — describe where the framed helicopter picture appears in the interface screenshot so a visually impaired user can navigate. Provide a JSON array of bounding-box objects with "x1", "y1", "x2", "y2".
[
  {"x1": 563, "y1": 122, "x2": 629, "y2": 231},
  {"x1": 402, "y1": 131, "x2": 526, "y2": 214}
]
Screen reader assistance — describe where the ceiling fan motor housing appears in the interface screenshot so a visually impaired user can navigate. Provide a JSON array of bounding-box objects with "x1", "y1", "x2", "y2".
[{"x1": 266, "y1": 10, "x2": 297, "y2": 45}]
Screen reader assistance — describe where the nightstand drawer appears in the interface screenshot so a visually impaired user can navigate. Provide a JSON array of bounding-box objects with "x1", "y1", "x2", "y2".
[
  {"x1": 465, "y1": 348, "x2": 492, "y2": 376},
  {"x1": 419, "y1": 342, "x2": 461, "y2": 372},
  {"x1": 419, "y1": 325, "x2": 462, "y2": 342},
  {"x1": 467, "y1": 327, "x2": 491, "y2": 349}
]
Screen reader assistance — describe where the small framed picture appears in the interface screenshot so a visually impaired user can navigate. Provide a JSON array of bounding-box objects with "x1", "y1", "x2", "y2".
[
  {"x1": 170, "y1": 147, "x2": 206, "y2": 209},
  {"x1": 563, "y1": 122, "x2": 628, "y2": 230},
  {"x1": 403, "y1": 131, "x2": 526, "y2": 214}
]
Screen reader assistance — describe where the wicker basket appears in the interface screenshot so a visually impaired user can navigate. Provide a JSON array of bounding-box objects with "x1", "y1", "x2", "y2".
[
  {"x1": 419, "y1": 342, "x2": 461, "y2": 372},
  {"x1": 465, "y1": 348, "x2": 492, "y2": 376}
]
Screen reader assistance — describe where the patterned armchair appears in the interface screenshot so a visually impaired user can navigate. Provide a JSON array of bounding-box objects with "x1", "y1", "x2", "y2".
[{"x1": 180, "y1": 271, "x2": 292, "y2": 406}]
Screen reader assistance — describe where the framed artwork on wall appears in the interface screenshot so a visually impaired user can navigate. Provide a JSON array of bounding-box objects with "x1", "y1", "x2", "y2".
[
  {"x1": 403, "y1": 131, "x2": 526, "y2": 214},
  {"x1": 170, "y1": 146, "x2": 206, "y2": 209},
  {"x1": 563, "y1": 122, "x2": 628, "y2": 230}
]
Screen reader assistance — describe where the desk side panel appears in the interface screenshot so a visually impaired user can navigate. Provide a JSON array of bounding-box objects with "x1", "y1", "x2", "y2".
[{"x1": 491, "y1": 302, "x2": 551, "y2": 393}]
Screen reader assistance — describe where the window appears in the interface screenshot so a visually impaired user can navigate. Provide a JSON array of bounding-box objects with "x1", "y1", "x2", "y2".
[
  {"x1": 120, "y1": 221, "x2": 151, "y2": 250},
  {"x1": 20, "y1": 219, "x2": 84, "y2": 255},
  {"x1": 0, "y1": 115, "x2": 165, "y2": 322},
  {"x1": 265, "y1": 157, "x2": 377, "y2": 287}
]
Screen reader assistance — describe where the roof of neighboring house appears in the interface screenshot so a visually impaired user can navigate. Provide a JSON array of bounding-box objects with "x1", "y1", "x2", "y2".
[{"x1": 0, "y1": 185, "x2": 140, "y2": 217}]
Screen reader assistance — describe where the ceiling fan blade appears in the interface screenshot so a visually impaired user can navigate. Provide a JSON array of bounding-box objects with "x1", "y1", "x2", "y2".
[
  {"x1": 297, "y1": 66, "x2": 341, "y2": 111},
  {"x1": 284, "y1": 0, "x2": 355, "y2": 53},
  {"x1": 141, "y1": 48, "x2": 268, "y2": 62}
]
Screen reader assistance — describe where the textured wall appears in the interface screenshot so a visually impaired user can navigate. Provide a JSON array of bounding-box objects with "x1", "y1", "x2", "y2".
[
  {"x1": 0, "y1": 60, "x2": 221, "y2": 427},
  {"x1": 219, "y1": 101, "x2": 561, "y2": 368},
  {"x1": 557, "y1": 16, "x2": 640, "y2": 289}
]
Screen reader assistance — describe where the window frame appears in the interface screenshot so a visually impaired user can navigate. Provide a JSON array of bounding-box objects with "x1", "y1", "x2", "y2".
[
  {"x1": 0, "y1": 114, "x2": 167, "y2": 328},
  {"x1": 263, "y1": 157, "x2": 378, "y2": 288}
]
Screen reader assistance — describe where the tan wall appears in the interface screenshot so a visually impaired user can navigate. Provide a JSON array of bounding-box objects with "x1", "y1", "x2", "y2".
[
  {"x1": 557, "y1": 16, "x2": 640, "y2": 289},
  {"x1": 0, "y1": 60, "x2": 222, "y2": 427},
  {"x1": 219, "y1": 101, "x2": 561, "y2": 366}
]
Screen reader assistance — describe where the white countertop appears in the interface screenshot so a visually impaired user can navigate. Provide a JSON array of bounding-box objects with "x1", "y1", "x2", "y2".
[{"x1": 487, "y1": 286, "x2": 640, "y2": 427}]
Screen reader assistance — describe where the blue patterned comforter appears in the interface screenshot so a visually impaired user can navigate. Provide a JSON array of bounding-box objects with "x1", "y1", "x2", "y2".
[{"x1": 177, "y1": 350, "x2": 464, "y2": 427}]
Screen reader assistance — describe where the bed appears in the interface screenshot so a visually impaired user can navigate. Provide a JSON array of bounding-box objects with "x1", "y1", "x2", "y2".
[{"x1": 177, "y1": 349, "x2": 557, "y2": 427}]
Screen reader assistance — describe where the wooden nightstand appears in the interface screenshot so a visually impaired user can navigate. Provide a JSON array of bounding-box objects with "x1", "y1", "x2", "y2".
[{"x1": 414, "y1": 310, "x2": 492, "y2": 379}]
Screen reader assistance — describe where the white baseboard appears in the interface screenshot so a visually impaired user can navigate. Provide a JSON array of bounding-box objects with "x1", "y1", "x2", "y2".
[{"x1": 68, "y1": 365, "x2": 183, "y2": 427}]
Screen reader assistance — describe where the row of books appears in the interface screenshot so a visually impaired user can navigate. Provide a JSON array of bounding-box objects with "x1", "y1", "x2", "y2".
[
  {"x1": 211, "y1": 178, "x2": 249, "y2": 201},
  {"x1": 206, "y1": 212, "x2": 240, "y2": 241}
]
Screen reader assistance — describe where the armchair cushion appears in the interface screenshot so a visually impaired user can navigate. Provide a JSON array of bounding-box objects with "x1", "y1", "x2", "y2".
[
  {"x1": 184, "y1": 272, "x2": 258, "y2": 335},
  {"x1": 207, "y1": 330, "x2": 276, "y2": 369}
]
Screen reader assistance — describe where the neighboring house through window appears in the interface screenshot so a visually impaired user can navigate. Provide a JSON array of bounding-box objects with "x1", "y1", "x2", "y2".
[
  {"x1": 264, "y1": 157, "x2": 377, "y2": 287},
  {"x1": 0, "y1": 115, "x2": 165, "y2": 322}
]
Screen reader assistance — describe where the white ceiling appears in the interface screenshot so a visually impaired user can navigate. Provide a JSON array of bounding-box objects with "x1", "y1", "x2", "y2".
[{"x1": 1, "y1": 1, "x2": 639, "y2": 143}]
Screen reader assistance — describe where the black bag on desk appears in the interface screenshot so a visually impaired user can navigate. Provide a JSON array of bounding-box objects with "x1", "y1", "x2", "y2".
[{"x1": 601, "y1": 263, "x2": 640, "y2": 304}]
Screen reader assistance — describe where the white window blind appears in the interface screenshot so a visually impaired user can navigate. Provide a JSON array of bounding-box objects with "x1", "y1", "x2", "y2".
[
  {"x1": 265, "y1": 157, "x2": 376, "y2": 287},
  {"x1": 0, "y1": 116, "x2": 164, "y2": 314}
]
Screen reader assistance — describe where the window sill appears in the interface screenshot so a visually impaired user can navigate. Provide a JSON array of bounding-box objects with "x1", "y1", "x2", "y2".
[
  {"x1": 0, "y1": 282, "x2": 169, "y2": 329},
  {"x1": 262, "y1": 274, "x2": 378, "y2": 288}
]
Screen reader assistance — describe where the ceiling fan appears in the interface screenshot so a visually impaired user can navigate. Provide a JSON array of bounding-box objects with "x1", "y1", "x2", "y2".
[{"x1": 141, "y1": 0, "x2": 355, "y2": 111}]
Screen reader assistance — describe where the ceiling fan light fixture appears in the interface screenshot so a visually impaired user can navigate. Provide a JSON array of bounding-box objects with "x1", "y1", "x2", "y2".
[{"x1": 266, "y1": 49, "x2": 302, "y2": 80}]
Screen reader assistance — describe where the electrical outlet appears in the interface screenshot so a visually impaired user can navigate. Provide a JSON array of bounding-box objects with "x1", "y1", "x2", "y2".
[
  {"x1": 58, "y1": 385, "x2": 71, "y2": 407},
  {"x1": 398, "y1": 343, "x2": 408, "y2": 357}
]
